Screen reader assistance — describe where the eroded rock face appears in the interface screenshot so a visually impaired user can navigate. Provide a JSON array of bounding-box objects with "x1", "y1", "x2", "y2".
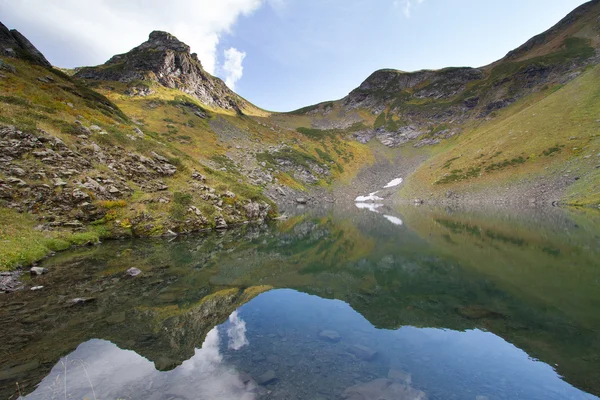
[
  {"x1": 0, "y1": 22, "x2": 51, "y2": 67},
  {"x1": 74, "y1": 31, "x2": 246, "y2": 112}
]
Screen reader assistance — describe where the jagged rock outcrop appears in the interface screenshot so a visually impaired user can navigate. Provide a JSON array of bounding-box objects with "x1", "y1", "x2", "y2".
[
  {"x1": 0, "y1": 22, "x2": 51, "y2": 67},
  {"x1": 75, "y1": 31, "x2": 246, "y2": 112}
]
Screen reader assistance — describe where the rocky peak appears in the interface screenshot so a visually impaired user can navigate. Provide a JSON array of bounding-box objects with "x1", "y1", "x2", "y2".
[
  {"x1": 147, "y1": 30, "x2": 191, "y2": 52},
  {"x1": 0, "y1": 21, "x2": 51, "y2": 67},
  {"x1": 75, "y1": 30, "x2": 244, "y2": 112}
]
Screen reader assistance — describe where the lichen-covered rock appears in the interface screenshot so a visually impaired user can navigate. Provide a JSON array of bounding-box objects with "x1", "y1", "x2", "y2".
[{"x1": 243, "y1": 201, "x2": 271, "y2": 221}]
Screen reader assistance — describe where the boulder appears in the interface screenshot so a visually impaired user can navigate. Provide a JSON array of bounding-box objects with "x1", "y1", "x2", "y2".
[
  {"x1": 53, "y1": 178, "x2": 67, "y2": 187},
  {"x1": 191, "y1": 171, "x2": 206, "y2": 182},
  {"x1": 30, "y1": 267, "x2": 48, "y2": 276},
  {"x1": 319, "y1": 329, "x2": 341, "y2": 342},
  {"x1": 341, "y1": 379, "x2": 426, "y2": 400},
  {"x1": 215, "y1": 215, "x2": 228, "y2": 230},
  {"x1": 350, "y1": 344, "x2": 377, "y2": 361},
  {"x1": 388, "y1": 369, "x2": 412, "y2": 385},
  {"x1": 70, "y1": 297, "x2": 96, "y2": 305},
  {"x1": 256, "y1": 370, "x2": 277, "y2": 386},
  {"x1": 126, "y1": 267, "x2": 142, "y2": 277}
]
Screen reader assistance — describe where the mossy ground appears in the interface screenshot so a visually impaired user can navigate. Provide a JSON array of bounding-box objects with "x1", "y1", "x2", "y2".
[{"x1": 0, "y1": 208, "x2": 109, "y2": 271}]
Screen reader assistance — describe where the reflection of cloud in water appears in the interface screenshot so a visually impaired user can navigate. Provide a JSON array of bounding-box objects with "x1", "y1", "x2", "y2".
[
  {"x1": 383, "y1": 215, "x2": 403, "y2": 226},
  {"x1": 355, "y1": 202, "x2": 384, "y2": 213},
  {"x1": 26, "y1": 326, "x2": 256, "y2": 400},
  {"x1": 227, "y1": 311, "x2": 249, "y2": 350}
]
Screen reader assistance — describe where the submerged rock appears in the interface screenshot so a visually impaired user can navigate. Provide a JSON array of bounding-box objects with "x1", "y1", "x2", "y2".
[
  {"x1": 126, "y1": 267, "x2": 142, "y2": 277},
  {"x1": 388, "y1": 369, "x2": 412, "y2": 385},
  {"x1": 350, "y1": 344, "x2": 377, "y2": 361},
  {"x1": 342, "y1": 378, "x2": 427, "y2": 400},
  {"x1": 319, "y1": 329, "x2": 341, "y2": 342},
  {"x1": 256, "y1": 370, "x2": 277, "y2": 385}
]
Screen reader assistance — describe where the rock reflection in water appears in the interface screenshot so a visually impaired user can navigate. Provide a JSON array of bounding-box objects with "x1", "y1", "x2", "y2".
[{"x1": 1, "y1": 204, "x2": 599, "y2": 400}]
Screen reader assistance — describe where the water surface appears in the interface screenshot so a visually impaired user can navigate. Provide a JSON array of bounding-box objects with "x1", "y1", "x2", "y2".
[{"x1": 1, "y1": 205, "x2": 599, "y2": 400}]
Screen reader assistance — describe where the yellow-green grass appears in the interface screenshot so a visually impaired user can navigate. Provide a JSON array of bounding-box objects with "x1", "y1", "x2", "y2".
[
  {"x1": 0, "y1": 208, "x2": 110, "y2": 271},
  {"x1": 400, "y1": 65, "x2": 600, "y2": 204}
]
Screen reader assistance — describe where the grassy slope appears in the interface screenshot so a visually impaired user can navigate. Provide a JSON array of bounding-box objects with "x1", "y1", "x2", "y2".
[
  {"x1": 0, "y1": 58, "x2": 374, "y2": 270},
  {"x1": 399, "y1": 65, "x2": 600, "y2": 204}
]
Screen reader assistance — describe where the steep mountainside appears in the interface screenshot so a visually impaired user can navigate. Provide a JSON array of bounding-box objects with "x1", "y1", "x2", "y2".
[{"x1": 0, "y1": 22, "x2": 51, "y2": 67}]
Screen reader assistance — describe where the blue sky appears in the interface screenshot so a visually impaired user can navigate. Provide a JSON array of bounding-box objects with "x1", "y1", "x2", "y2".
[{"x1": 0, "y1": 0, "x2": 589, "y2": 111}]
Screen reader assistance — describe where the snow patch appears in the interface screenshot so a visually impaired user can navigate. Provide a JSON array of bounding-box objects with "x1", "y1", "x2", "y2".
[
  {"x1": 383, "y1": 178, "x2": 403, "y2": 188},
  {"x1": 383, "y1": 215, "x2": 403, "y2": 226},
  {"x1": 355, "y1": 191, "x2": 383, "y2": 202}
]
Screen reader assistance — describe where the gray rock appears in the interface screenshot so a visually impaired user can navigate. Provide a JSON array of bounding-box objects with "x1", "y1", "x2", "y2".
[
  {"x1": 350, "y1": 344, "x2": 377, "y2": 361},
  {"x1": 10, "y1": 167, "x2": 26, "y2": 177},
  {"x1": 388, "y1": 369, "x2": 412, "y2": 384},
  {"x1": 319, "y1": 329, "x2": 341, "y2": 342},
  {"x1": 30, "y1": 267, "x2": 48, "y2": 276},
  {"x1": 191, "y1": 171, "x2": 206, "y2": 182},
  {"x1": 70, "y1": 297, "x2": 96, "y2": 305},
  {"x1": 341, "y1": 378, "x2": 426, "y2": 400},
  {"x1": 276, "y1": 187, "x2": 286, "y2": 196},
  {"x1": 133, "y1": 127, "x2": 145, "y2": 138},
  {"x1": 30, "y1": 286, "x2": 44, "y2": 291},
  {"x1": 53, "y1": 178, "x2": 67, "y2": 187},
  {"x1": 296, "y1": 197, "x2": 308, "y2": 204},
  {"x1": 215, "y1": 215, "x2": 228, "y2": 230},
  {"x1": 8, "y1": 177, "x2": 27, "y2": 187},
  {"x1": 188, "y1": 206, "x2": 203, "y2": 217},
  {"x1": 126, "y1": 267, "x2": 142, "y2": 277},
  {"x1": 256, "y1": 370, "x2": 277, "y2": 385}
]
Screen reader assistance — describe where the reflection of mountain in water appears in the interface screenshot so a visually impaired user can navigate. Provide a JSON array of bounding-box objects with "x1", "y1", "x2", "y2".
[{"x1": 1, "y1": 206, "x2": 599, "y2": 398}]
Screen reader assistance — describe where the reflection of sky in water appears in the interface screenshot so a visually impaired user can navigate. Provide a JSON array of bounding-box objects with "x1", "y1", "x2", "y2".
[
  {"x1": 25, "y1": 321, "x2": 256, "y2": 400},
  {"x1": 26, "y1": 290, "x2": 598, "y2": 400}
]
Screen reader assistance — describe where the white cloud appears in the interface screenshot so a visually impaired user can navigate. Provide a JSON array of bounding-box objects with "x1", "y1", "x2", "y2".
[
  {"x1": 393, "y1": 0, "x2": 425, "y2": 18},
  {"x1": 226, "y1": 311, "x2": 249, "y2": 350},
  {"x1": 0, "y1": 0, "x2": 264, "y2": 74},
  {"x1": 222, "y1": 47, "x2": 247, "y2": 90}
]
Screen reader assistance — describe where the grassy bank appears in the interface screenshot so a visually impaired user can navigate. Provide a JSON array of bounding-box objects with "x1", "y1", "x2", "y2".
[{"x1": 0, "y1": 208, "x2": 111, "y2": 271}]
